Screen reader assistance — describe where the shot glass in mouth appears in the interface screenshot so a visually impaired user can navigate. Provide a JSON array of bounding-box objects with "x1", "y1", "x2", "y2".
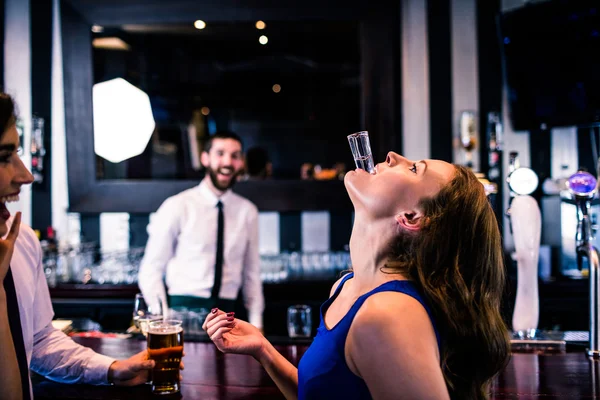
[{"x1": 347, "y1": 131, "x2": 375, "y2": 174}]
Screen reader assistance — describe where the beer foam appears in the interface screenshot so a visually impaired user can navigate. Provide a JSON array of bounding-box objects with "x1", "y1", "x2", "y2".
[{"x1": 148, "y1": 324, "x2": 183, "y2": 335}]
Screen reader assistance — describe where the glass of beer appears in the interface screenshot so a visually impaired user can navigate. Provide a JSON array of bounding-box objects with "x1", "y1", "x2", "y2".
[{"x1": 147, "y1": 319, "x2": 184, "y2": 395}]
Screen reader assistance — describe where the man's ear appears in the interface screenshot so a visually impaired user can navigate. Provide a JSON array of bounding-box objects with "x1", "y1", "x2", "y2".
[
  {"x1": 201, "y1": 151, "x2": 209, "y2": 168},
  {"x1": 395, "y1": 211, "x2": 423, "y2": 232}
]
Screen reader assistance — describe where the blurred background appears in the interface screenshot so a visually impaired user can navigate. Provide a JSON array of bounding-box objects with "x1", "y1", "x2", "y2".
[{"x1": 2, "y1": 0, "x2": 599, "y2": 337}]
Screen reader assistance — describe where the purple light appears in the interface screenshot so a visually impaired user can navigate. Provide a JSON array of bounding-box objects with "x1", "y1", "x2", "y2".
[{"x1": 567, "y1": 171, "x2": 598, "y2": 196}]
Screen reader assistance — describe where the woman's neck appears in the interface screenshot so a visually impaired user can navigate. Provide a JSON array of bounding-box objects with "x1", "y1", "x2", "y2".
[{"x1": 348, "y1": 214, "x2": 402, "y2": 287}]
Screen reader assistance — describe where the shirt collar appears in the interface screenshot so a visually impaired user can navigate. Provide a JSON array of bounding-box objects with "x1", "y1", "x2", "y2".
[{"x1": 198, "y1": 179, "x2": 232, "y2": 207}]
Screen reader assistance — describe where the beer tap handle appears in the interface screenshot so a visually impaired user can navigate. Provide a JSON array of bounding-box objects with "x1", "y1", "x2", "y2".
[
  {"x1": 567, "y1": 171, "x2": 597, "y2": 199},
  {"x1": 567, "y1": 170, "x2": 600, "y2": 358},
  {"x1": 568, "y1": 170, "x2": 598, "y2": 271}
]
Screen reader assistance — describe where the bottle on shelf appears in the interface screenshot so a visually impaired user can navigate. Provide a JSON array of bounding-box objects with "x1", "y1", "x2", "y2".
[{"x1": 42, "y1": 226, "x2": 59, "y2": 287}]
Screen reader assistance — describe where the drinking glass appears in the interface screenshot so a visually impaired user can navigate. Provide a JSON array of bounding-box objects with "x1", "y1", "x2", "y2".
[
  {"x1": 347, "y1": 131, "x2": 375, "y2": 174},
  {"x1": 287, "y1": 305, "x2": 312, "y2": 338},
  {"x1": 133, "y1": 294, "x2": 163, "y2": 336},
  {"x1": 147, "y1": 320, "x2": 184, "y2": 395}
]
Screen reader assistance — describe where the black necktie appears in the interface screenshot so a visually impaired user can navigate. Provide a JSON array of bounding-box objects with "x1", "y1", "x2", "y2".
[
  {"x1": 211, "y1": 201, "x2": 224, "y2": 300},
  {"x1": 3, "y1": 267, "x2": 31, "y2": 400}
]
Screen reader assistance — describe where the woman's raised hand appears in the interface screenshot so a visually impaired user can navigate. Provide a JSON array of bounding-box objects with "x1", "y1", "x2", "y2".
[
  {"x1": 202, "y1": 308, "x2": 266, "y2": 359},
  {"x1": 0, "y1": 212, "x2": 20, "y2": 282}
]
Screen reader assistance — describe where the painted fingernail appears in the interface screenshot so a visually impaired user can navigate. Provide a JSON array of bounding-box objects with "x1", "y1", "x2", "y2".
[
  {"x1": 226, "y1": 312, "x2": 235, "y2": 317},
  {"x1": 227, "y1": 317, "x2": 234, "y2": 321},
  {"x1": 211, "y1": 308, "x2": 218, "y2": 314}
]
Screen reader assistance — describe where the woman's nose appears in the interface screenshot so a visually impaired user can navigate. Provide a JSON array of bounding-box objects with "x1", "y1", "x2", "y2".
[
  {"x1": 14, "y1": 157, "x2": 34, "y2": 185},
  {"x1": 386, "y1": 151, "x2": 404, "y2": 166}
]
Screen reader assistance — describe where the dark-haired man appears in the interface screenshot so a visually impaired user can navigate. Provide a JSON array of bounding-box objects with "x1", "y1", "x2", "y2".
[{"x1": 138, "y1": 131, "x2": 264, "y2": 329}]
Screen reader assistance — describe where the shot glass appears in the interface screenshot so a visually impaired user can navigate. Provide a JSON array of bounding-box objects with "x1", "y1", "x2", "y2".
[
  {"x1": 347, "y1": 131, "x2": 375, "y2": 174},
  {"x1": 287, "y1": 305, "x2": 312, "y2": 338}
]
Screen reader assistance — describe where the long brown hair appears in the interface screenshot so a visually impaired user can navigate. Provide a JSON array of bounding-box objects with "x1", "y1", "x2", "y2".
[
  {"x1": 0, "y1": 93, "x2": 17, "y2": 139},
  {"x1": 386, "y1": 165, "x2": 510, "y2": 399}
]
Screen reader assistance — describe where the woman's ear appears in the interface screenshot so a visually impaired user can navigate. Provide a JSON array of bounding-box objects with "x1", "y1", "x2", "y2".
[{"x1": 395, "y1": 211, "x2": 422, "y2": 232}]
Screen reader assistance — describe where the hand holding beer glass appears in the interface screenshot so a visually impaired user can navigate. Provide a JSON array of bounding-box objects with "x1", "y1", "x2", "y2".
[{"x1": 147, "y1": 320, "x2": 184, "y2": 395}]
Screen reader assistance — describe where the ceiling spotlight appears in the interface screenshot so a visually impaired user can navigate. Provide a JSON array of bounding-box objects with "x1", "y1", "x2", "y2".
[
  {"x1": 201, "y1": 107, "x2": 210, "y2": 116},
  {"x1": 259, "y1": 35, "x2": 268, "y2": 45},
  {"x1": 272, "y1": 84, "x2": 281, "y2": 93},
  {"x1": 194, "y1": 20, "x2": 206, "y2": 30},
  {"x1": 255, "y1": 20, "x2": 266, "y2": 30},
  {"x1": 91, "y1": 25, "x2": 104, "y2": 33}
]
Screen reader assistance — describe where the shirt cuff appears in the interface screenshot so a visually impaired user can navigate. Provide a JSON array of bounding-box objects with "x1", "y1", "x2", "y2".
[
  {"x1": 248, "y1": 311, "x2": 263, "y2": 329},
  {"x1": 83, "y1": 353, "x2": 117, "y2": 385}
]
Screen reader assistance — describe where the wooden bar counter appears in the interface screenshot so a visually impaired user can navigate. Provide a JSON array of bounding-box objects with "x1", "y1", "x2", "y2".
[{"x1": 32, "y1": 337, "x2": 600, "y2": 399}]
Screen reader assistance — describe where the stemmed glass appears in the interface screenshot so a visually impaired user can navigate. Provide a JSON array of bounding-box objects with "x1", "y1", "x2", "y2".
[{"x1": 133, "y1": 294, "x2": 163, "y2": 336}]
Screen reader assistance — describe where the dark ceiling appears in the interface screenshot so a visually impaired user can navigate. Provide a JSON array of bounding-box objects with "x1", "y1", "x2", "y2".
[
  {"x1": 92, "y1": 19, "x2": 360, "y2": 103},
  {"x1": 64, "y1": 0, "x2": 387, "y2": 25}
]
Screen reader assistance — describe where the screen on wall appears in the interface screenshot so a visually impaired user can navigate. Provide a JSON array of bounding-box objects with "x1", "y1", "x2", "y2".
[{"x1": 499, "y1": 0, "x2": 600, "y2": 131}]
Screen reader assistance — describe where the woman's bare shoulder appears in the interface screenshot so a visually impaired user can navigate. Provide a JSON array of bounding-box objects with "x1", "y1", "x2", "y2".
[
  {"x1": 329, "y1": 272, "x2": 352, "y2": 298},
  {"x1": 351, "y1": 290, "x2": 437, "y2": 347},
  {"x1": 346, "y1": 291, "x2": 447, "y2": 399}
]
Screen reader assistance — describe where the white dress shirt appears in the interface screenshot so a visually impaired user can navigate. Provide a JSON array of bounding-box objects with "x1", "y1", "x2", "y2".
[
  {"x1": 8, "y1": 219, "x2": 115, "y2": 397},
  {"x1": 138, "y1": 180, "x2": 265, "y2": 328}
]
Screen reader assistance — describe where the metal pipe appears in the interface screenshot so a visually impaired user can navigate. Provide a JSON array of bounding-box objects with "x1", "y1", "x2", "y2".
[
  {"x1": 587, "y1": 245, "x2": 600, "y2": 357},
  {"x1": 568, "y1": 171, "x2": 600, "y2": 357}
]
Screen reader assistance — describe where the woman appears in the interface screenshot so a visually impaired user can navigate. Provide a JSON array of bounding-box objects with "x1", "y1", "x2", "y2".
[
  {"x1": 203, "y1": 153, "x2": 510, "y2": 399},
  {"x1": 0, "y1": 93, "x2": 175, "y2": 400},
  {"x1": 0, "y1": 93, "x2": 26, "y2": 400}
]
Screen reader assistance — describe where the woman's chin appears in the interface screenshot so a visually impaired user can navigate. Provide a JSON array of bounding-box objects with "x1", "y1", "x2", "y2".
[
  {"x1": 344, "y1": 169, "x2": 364, "y2": 185},
  {"x1": 343, "y1": 171, "x2": 357, "y2": 193},
  {"x1": 343, "y1": 183, "x2": 361, "y2": 213}
]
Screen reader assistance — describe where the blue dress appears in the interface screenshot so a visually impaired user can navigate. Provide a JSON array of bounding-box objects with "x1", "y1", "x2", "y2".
[{"x1": 297, "y1": 272, "x2": 441, "y2": 400}]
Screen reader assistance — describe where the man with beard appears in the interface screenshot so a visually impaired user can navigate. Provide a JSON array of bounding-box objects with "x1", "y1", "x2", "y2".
[{"x1": 138, "y1": 131, "x2": 264, "y2": 329}]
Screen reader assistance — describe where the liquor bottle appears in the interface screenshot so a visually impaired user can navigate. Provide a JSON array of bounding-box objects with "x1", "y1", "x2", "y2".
[
  {"x1": 459, "y1": 111, "x2": 477, "y2": 169},
  {"x1": 508, "y1": 151, "x2": 520, "y2": 174},
  {"x1": 487, "y1": 111, "x2": 503, "y2": 182},
  {"x1": 46, "y1": 227, "x2": 58, "y2": 254},
  {"x1": 31, "y1": 116, "x2": 46, "y2": 183},
  {"x1": 42, "y1": 227, "x2": 59, "y2": 287}
]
